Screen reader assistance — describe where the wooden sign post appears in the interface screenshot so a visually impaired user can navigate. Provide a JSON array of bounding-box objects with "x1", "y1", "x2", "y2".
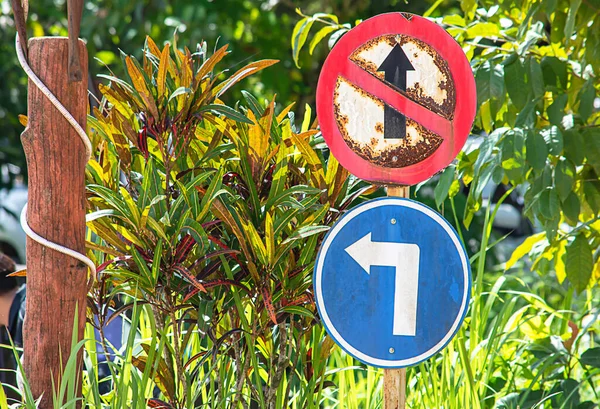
[
  {"x1": 384, "y1": 185, "x2": 409, "y2": 409},
  {"x1": 384, "y1": 367, "x2": 407, "y2": 409},
  {"x1": 21, "y1": 37, "x2": 88, "y2": 408}
]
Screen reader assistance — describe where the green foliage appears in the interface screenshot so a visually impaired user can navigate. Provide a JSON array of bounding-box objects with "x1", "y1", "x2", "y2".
[
  {"x1": 289, "y1": 2, "x2": 600, "y2": 408},
  {"x1": 82, "y1": 36, "x2": 375, "y2": 408},
  {"x1": 0, "y1": 0, "x2": 441, "y2": 189},
  {"x1": 2, "y1": 0, "x2": 599, "y2": 407},
  {"x1": 294, "y1": 1, "x2": 600, "y2": 291}
]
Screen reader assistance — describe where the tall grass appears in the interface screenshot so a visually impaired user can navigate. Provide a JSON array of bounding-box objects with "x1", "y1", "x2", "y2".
[{"x1": 1, "y1": 199, "x2": 598, "y2": 408}]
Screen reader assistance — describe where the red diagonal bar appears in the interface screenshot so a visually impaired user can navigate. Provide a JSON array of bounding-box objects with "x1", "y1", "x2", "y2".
[{"x1": 338, "y1": 62, "x2": 453, "y2": 139}]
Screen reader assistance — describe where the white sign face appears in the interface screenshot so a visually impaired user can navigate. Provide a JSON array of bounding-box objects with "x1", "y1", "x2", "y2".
[
  {"x1": 331, "y1": 34, "x2": 456, "y2": 169},
  {"x1": 345, "y1": 233, "x2": 420, "y2": 336}
]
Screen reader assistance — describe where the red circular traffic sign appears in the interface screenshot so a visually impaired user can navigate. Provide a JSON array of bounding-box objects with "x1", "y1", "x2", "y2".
[{"x1": 316, "y1": 13, "x2": 476, "y2": 186}]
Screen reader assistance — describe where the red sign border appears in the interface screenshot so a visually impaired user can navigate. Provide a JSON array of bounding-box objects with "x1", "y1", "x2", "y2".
[{"x1": 316, "y1": 13, "x2": 477, "y2": 186}]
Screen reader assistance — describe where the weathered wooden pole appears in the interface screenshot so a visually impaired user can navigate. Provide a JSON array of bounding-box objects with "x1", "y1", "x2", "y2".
[
  {"x1": 383, "y1": 185, "x2": 409, "y2": 409},
  {"x1": 21, "y1": 37, "x2": 88, "y2": 407}
]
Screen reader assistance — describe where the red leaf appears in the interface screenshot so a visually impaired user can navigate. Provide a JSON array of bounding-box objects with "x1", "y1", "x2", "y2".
[
  {"x1": 283, "y1": 294, "x2": 310, "y2": 307},
  {"x1": 134, "y1": 244, "x2": 152, "y2": 262},
  {"x1": 261, "y1": 286, "x2": 277, "y2": 325},
  {"x1": 207, "y1": 235, "x2": 248, "y2": 276},
  {"x1": 274, "y1": 266, "x2": 306, "y2": 293},
  {"x1": 172, "y1": 265, "x2": 207, "y2": 293},
  {"x1": 174, "y1": 234, "x2": 195, "y2": 264},
  {"x1": 147, "y1": 398, "x2": 174, "y2": 409},
  {"x1": 138, "y1": 127, "x2": 149, "y2": 160},
  {"x1": 183, "y1": 279, "x2": 248, "y2": 302},
  {"x1": 97, "y1": 255, "x2": 133, "y2": 274},
  {"x1": 188, "y1": 249, "x2": 240, "y2": 276},
  {"x1": 201, "y1": 220, "x2": 222, "y2": 231},
  {"x1": 305, "y1": 348, "x2": 314, "y2": 380}
]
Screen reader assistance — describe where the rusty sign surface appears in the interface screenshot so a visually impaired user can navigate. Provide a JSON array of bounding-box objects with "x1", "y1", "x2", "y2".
[{"x1": 317, "y1": 13, "x2": 476, "y2": 185}]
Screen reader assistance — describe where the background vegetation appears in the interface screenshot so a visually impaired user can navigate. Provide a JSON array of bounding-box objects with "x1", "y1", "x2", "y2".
[
  {"x1": 0, "y1": 0, "x2": 599, "y2": 407},
  {"x1": 0, "y1": 0, "x2": 443, "y2": 188}
]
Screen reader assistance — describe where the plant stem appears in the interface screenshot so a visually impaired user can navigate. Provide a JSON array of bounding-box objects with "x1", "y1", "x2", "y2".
[
  {"x1": 232, "y1": 327, "x2": 250, "y2": 409},
  {"x1": 169, "y1": 307, "x2": 188, "y2": 408},
  {"x1": 266, "y1": 321, "x2": 288, "y2": 409},
  {"x1": 153, "y1": 304, "x2": 177, "y2": 402}
]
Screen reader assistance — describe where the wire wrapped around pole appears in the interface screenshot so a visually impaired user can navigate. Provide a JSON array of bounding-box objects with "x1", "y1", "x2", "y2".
[{"x1": 15, "y1": 34, "x2": 97, "y2": 281}]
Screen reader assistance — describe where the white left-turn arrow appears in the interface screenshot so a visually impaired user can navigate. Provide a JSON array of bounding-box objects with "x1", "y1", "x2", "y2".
[{"x1": 345, "y1": 232, "x2": 420, "y2": 336}]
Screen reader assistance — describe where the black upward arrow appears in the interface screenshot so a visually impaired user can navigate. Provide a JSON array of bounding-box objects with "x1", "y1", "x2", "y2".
[{"x1": 377, "y1": 44, "x2": 415, "y2": 139}]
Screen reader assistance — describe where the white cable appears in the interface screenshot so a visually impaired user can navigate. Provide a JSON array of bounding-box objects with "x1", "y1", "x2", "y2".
[
  {"x1": 15, "y1": 34, "x2": 97, "y2": 281},
  {"x1": 20, "y1": 203, "x2": 97, "y2": 279},
  {"x1": 15, "y1": 36, "x2": 92, "y2": 159}
]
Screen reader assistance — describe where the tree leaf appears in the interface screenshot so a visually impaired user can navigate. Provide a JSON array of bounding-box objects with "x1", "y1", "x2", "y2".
[
  {"x1": 196, "y1": 44, "x2": 229, "y2": 81},
  {"x1": 328, "y1": 28, "x2": 348, "y2": 48},
  {"x1": 515, "y1": 100, "x2": 536, "y2": 128},
  {"x1": 157, "y1": 44, "x2": 170, "y2": 99},
  {"x1": 505, "y1": 232, "x2": 545, "y2": 270},
  {"x1": 539, "y1": 188, "x2": 559, "y2": 220},
  {"x1": 460, "y1": 0, "x2": 477, "y2": 19},
  {"x1": 292, "y1": 17, "x2": 314, "y2": 67},
  {"x1": 200, "y1": 104, "x2": 254, "y2": 124},
  {"x1": 528, "y1": 57, "x2": 545, "y2": 101},
  {"x1": 18, "y1": 114, "x2": 28, "y2": 127},
  {"x1": 581, "y1": 347, "x2": 600, "y2": 368},
  {"x1": 585, "y1": 128, "x2": 600, "y2": 173},
  {"x1": 434, "y1": 165, "x2": 455, "y2": 208},
  {"x1": 564, "y1": 0, "x2": 582, "y2": 41},
  {"x1": 504, "y1": 56, "x2": 528, "y2": 110},
  {"x1": 542, "y1": 56, "x2": 568, "y2": 90},
  {"x1": 555, "y1": 240, "x2": 567, "y2": 283},
  {"x1": 214, "y1": 59, "x2": 279, "y2": 98},
  {"x1": 168, "y1": 86, "x2": 191, "y2": 102},
  {"x1": 131, "y1": 353, "x2": 176, "y2": 403},
  {"x1": 309, "y1": 25, "x2": 338, "y2": 55},
  {"x1": 476, "y1": 61, "x2": 505, "y2": 105},
  {"x1": 261, "y1": 286, "x2": 277, "y2": 325},
  {"x1": 565, "y1": 234, "x2": 593, "y2": 292},
  {"x1": 561, "y1": 192, "x2": 580, "y2": 224},
  {"x1": 125, "y1": 56, "x2": 159, "y2": 119},
  {"x1": 282, "y1": 225, "x2": 330, "y2": 245},
  {"x1": 547, "y1": 94, "x2": 568, "y2": 126},
  {"x1": 563, "y1": 129, "x2": 585, "y2": 166},
  {"x1": 583, "y1": 181, "x2": 600, "y2": 215},
  {"x1": 526, "y1": 130, "x2": 547, "y2": 171},
  {"x1": 555, "y1": 158, "x2": 575, "y2": 201},
  {"x1": 579, "y1": 81, "x2": 595, "y2": 122},
  {"x1": 241, "y1": 90, "x2": 264, "y2": 118},
  {"x1": 278, "y1": 305, "x2": 315, "y2": 319},
  {"x1": 466, "y1": 22, "x2": 500, "y2": 38},
  {"x1": 541, "y1": 126, "x2": 563, "y2": 155}
]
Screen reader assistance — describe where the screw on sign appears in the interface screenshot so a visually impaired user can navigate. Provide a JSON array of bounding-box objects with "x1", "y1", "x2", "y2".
[{"x1": 316, "y1": 12, "x2": 476, "y2": 185}]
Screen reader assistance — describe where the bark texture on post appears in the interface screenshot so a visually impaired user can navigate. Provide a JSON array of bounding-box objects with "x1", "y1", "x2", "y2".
[
  {"x1": 384, "y1": 367, "x2": 407, "y2": 409},
  {"x1": 21, "y1": 37, "x2": 88, "y2": 408},
  {"x1": 384, "y1": 184, "x2": 409, "y2": 409}
]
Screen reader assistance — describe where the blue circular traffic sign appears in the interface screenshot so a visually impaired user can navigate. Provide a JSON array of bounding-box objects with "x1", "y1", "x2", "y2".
[{"x1": 314, "y1": 197, "x2": 471, "y2": 368}]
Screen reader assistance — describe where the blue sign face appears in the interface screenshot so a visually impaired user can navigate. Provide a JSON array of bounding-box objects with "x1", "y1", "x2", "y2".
[{"x1": 314, "y1": 197, "x2": 471, "y2": 368}]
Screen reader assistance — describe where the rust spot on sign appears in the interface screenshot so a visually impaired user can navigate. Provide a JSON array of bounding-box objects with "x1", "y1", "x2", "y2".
[
  {"x1": 333, "y1": 77, "x2": 442, "y2": 168},
  {"x1": 349, "y1": 34, "x2": 456, "y2": 120}
]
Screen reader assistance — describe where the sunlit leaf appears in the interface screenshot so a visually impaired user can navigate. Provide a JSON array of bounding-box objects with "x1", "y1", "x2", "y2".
[{"x1": 565, "y1": 234, "x2": 593, "y2": 292}]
